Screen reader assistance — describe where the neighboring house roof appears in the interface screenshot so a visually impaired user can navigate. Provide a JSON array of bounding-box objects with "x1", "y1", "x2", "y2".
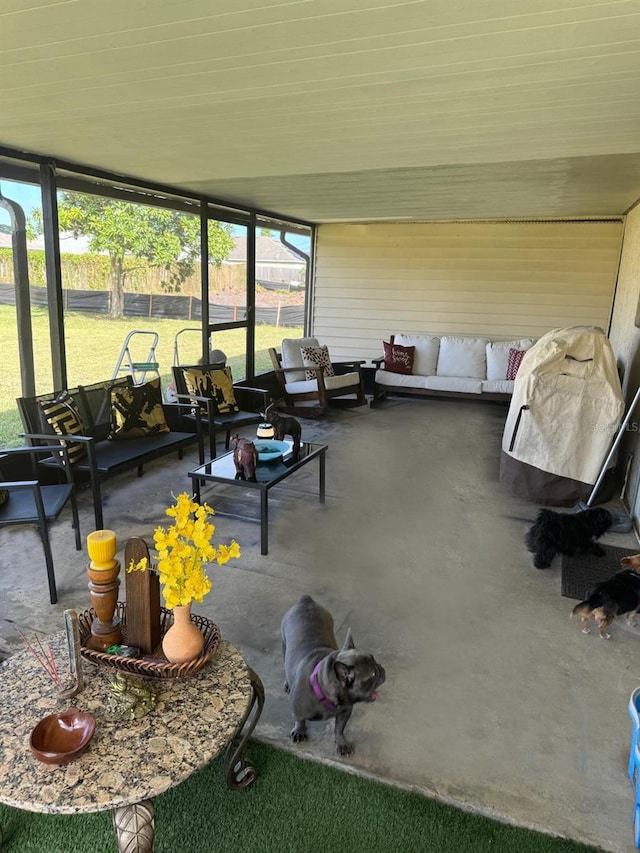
[
  {"x1": 0, "y1": 232, "x2": 45, "y2": 251},
  {"x1": 0, "y1": 231, "x2": 91, "y2": 253},
  {"x1": 226, "y1": 235, "x2": 303, "y2": 264}
]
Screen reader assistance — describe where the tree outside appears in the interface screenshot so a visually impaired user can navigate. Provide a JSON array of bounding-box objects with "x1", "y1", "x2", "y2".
[{"x1": 30, "y1": 193, "x2": 235, "y2": 317}]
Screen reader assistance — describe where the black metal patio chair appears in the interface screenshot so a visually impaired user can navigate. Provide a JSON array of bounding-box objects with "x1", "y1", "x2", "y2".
[
  {"x1": 0, "y1": 442, "x2": 82, "y2": 604},
  {"x1": 172, "y1": 363, "x2": 269, "y2": 458}
]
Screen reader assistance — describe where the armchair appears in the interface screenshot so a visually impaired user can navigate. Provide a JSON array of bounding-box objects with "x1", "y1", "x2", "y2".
[
  {"x1": 172, "y1": 363, "x2": 269, "y2": 459},
  {"x1": 268, "y1": 337, "x2": 366, "y2": 415},
  {"x1": 0, "y1": 442, "x2": 82, "y2": 604}
]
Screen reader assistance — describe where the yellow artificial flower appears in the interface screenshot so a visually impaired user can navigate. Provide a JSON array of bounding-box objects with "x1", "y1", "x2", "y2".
[{"x1": 127, "y1": 492, "x2": 240, "y2": 608}]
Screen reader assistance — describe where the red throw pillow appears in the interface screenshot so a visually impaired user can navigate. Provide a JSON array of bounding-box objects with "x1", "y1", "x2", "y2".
[
  {"x1": 506, "y1": 348, "x2": 527, "y2": 380},
  {"x1": 383, "y1": 341, "x2": 415, "y2": 375}
]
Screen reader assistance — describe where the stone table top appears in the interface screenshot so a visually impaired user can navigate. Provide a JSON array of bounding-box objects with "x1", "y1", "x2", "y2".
[{"x1": 0, "y1": 636, "x2": 252, "y2": 815}]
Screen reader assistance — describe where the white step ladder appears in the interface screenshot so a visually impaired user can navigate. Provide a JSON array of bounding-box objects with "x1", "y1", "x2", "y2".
[{"x1": 112, "y1": 330, "x2": 160, "y2": 385}]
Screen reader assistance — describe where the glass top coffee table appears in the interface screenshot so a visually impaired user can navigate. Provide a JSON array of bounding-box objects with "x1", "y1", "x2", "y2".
[{"x1": 189, "y1": 441, "x2": 327, "y2": 555}]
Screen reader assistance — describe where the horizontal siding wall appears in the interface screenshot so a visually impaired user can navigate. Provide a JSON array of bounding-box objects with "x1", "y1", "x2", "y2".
[{"x1": 312, "y1": 221, "x2": 623, "y2": 362}]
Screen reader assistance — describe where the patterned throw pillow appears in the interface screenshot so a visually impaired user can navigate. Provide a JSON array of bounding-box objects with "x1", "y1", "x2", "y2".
[
  {"x1": 300, "y1": 345, "x2": 335, "y2": 381},
  {"x1": 183, "y1": 367, "x2": 239, "y2": 415},
  {"x1": 78, "y1": 377, "x2": 134, "y2": 441},
  {"x1": 38, "y1": 391, "x2": 86, "y2": 464},
  {"x1": 109, "y1": 377, "x2": 170, "y2": 440},
  {"x1": 506, "y1": 348, "x2": 527, "y2": 380},
  {"x1": 383, "y1": 341, "x2": 415, "y2": 375}
]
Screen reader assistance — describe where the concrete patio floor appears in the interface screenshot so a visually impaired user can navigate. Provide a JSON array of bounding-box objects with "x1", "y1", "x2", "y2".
[{"x1": 1, "y1": 397, "x2": 639, "y2": 851}]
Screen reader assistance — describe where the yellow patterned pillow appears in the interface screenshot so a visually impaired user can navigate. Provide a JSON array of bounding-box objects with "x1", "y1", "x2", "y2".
[
  {"x1": 183, "y1": 367, "x2": 239, "y2": 415},
  {"x1": 39, "y1": 391, "x2": 86, "y2": 464},
  {"x1": 109, "y1": 378, "x2": 169, "y2": 440}
]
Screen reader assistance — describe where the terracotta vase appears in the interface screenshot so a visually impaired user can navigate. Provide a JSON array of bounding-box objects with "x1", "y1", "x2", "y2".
[{"x1": 161, "y1": 603, "x2": 204, "y2": 664}]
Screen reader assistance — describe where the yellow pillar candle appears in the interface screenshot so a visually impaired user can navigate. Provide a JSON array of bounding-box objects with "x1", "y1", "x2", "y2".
[
  {"x1": 86, "y1": 529, "x2": 117, "y2": 569},
  {"x1": 86, "y1": 529, "x2": 122, "y2": 650}
]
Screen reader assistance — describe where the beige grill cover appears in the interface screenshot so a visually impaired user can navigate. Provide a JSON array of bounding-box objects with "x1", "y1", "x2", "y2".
[{"x1": 501, "y1": 326, "x2": 624, "y2": 491}]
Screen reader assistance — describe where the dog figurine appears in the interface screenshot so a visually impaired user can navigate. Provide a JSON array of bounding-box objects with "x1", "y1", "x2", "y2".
[
  {"x1": 572, "y1": 555, "x2": 640, "y2": 639},
  {"x1": 262, "y1": 401, "x2": 302, "y2": 459},
  {"x1": 525, "y1": 507, "x2": 613, "y2": 569},
  {"x1": 281, "y1": 595, "x2": 386, "y2": 756},
  {"x1": 231, "y1": 435, "x2": 258, "y2": 481}
]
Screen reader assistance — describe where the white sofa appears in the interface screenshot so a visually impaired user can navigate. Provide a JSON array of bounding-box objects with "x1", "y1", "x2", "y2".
[{"x1": 372, "y1": 333, "x2": 536, "y2": 405}]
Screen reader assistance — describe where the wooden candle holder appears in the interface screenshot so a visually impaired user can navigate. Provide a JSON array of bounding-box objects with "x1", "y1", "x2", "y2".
[
  {"x1": 86, "y1": 530, "x2": 122, "y2": 651},
  {"x1": 124, "y1": 537, "x2": 161, "y2": 655}
]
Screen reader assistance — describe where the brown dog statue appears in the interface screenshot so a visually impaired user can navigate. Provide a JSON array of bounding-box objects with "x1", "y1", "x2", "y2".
[
  {"x1": 231, "y1": 435, "x2": 258, "y2": 481},
  {"x1": 262, "y1": 402, "x2": 302, "y2": 458}
]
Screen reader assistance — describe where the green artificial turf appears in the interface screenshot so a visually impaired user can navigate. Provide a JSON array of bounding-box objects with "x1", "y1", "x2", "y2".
[{"x1": 0, "y1": 741, "x2": 599, "y2": 853}]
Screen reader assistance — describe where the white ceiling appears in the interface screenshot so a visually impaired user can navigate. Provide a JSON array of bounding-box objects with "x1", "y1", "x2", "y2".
[{"x1": 2, "y1": 0, "x2": 640, "y2": 223}]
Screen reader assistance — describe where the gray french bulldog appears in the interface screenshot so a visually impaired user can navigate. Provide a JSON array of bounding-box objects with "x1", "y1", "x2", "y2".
[{"x1": 281, "y1": 595, "x2": 386, "y2": 756}]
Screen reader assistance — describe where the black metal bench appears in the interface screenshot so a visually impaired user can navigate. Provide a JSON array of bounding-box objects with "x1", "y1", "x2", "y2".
[{"x1": 17, "y1": 377, "x2": 204, "y2": 530}]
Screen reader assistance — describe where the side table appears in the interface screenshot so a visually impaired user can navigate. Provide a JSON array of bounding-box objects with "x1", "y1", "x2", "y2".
[{"x1": 0, "y1": 633, "x2": 264, "y2": 852}]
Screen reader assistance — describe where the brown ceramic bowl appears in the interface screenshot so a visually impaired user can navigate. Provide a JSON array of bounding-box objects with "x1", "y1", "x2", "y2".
[{"x1": 29, "y1": 710, "x2": 95, "y2": 765}]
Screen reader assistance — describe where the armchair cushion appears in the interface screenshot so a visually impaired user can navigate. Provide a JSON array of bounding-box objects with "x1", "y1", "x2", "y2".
[
  {"x1": 285, "y1": 372, "x2": 361, "y2": 395},
  {"x1": 301, "y1": 344, "x2": 335, "y2": 381},
  {"x1": 109, "y1": 377, "x2": 170, "y2": 440},
  {"x1": 38, "y1": 391, "x2": 86, "y2": 464},
  {"x1": 183, "y1": 366, "x2": 239, "y2": 414},
  {"x1": 281, "y1": 336, "x2": 320, "y2": 381}
]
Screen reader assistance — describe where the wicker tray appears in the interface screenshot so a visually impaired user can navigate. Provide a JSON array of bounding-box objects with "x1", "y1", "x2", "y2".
[{"x1": 78, "y1": 602, "x2": 220, "y2": 680}]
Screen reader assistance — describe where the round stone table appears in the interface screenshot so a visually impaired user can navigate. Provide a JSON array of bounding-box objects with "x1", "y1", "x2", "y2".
[{"x1": 0, "y1": 635, "x2": 264, "y2": 852}]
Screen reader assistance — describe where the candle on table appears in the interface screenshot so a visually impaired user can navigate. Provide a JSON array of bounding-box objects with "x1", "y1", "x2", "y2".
[{"x1": 86, "y1": 529, "x2": 117, "y2": 569}]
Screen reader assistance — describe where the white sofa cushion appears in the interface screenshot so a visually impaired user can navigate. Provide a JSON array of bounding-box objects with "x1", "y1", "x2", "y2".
[
  {"x1": 375, "y1": 370, "x2": 431, "y2": 389},
  {"x1": 281, "y1": 337, "x2": 319, "y2": 381},
  {"x1": 485, "y1": 339, "x2": 535, "y2": 381},
  {"x1": 424, "y1": 376, "x2": 483, "y2": 394},
  {"x1": 436, "y1": 337, "x2": 489, "y2": 379},
  {"x1": 482, "y1": 379, "x2": 515, "y2": 394},
  {"x1": 394, "y1": 334, "x2": 440, "y2": 376},
  {"x1": 375, "y1": 370, "x2": 482, "y2": 394}
]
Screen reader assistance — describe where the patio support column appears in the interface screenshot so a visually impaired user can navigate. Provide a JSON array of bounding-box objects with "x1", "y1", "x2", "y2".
[
  {"x1": 200, "y1": 201, "x2": 209, "y2": 361},
  {"x1": 246, "y1": 216, "x2": 256, "y2": 379},
  {"x1": 40, "y1": 163, "x2": 67, "y2": 391},
  {"x1": 0, "y1": 191, "x2": 35, "y2": 398}
]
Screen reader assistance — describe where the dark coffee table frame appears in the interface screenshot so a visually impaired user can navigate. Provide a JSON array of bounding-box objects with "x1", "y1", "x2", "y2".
[{"x1": 188, "y1": 442, "x2": 327, "y2": 554}]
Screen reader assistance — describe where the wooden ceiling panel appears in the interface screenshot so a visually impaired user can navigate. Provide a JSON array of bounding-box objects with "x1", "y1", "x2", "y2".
[{"x1": 1, "y1": 0, "x2": 640, "y2": 221}]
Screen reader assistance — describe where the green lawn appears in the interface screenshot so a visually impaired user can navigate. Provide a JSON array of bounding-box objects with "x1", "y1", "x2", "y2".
[{"x1": 0, "y1": 305, "x2": 301, "y2": 445}]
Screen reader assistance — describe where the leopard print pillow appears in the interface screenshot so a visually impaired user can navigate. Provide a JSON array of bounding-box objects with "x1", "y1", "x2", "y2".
[{"x1": 300, "y1": 345, "x2": 335, "y2": 381}]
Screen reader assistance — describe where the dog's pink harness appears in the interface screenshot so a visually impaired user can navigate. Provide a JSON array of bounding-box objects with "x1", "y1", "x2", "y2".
[{"x1": 310, "y1": 661, "x2": 338, "y2": 712}]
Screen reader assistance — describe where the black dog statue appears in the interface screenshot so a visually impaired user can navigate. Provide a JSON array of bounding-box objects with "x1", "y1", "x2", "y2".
[
  {"x1": 262, "y1": 401, "x2": 302, "y2": 459},
  {"x1": 525, "y1": 507, "x2": 613, "y2": 569}
]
